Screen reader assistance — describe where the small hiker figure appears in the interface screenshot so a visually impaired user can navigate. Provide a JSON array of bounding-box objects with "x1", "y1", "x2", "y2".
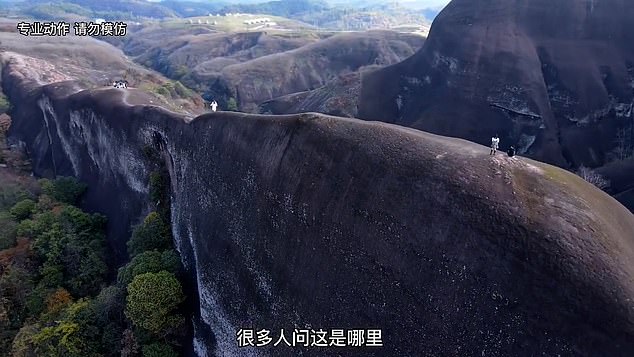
[
  {"x1": 490, "y1": 134, "x2": 500, "y2": 155},
  {"x1": 210, "y1": 100, "x2": 218, "y2": 112},
  {"x1": 507, "y1": 145, "x2": 516, "y2": 157}
]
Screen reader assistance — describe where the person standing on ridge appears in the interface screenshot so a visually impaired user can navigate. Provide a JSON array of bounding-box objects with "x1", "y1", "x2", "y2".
[
  {"x1": 211, "y1": 100, "x2": 218, "y2": 112},
  {"x1": 490, "y1": 134, "x2": 500, "y2": 155}
]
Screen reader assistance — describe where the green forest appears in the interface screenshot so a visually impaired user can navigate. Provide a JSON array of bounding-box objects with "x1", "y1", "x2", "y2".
[{"x1": 0, "y1": 173, "x2": 188, "y2": 356}]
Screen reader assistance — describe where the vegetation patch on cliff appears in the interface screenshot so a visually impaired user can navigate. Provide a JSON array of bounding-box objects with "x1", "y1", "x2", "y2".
[
  {"x1": 0, "y1": 93, "x2": 10, "y2": 114},
  {"x1": 0, "y1": 126, "x2": 189, "y2": 355}
]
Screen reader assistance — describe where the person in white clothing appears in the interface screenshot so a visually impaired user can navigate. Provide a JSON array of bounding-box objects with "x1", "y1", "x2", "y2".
[
  {"x1": 211, "y1": 100, "x2": 218, "y2": 112},
  {"x1": 490, "y1": 134, "x2": 500, "y2": 155}
]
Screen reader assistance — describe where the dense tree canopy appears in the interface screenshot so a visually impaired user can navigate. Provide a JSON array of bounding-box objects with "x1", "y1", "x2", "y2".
[
  {"x1": 0, "y1": 177, "x2": 110, "y2": 354},
  {"x1": 39, "y1": 177, "x2": 87, "y2": 205},
  {"x1": 117, "y1": 249, "x2": 181, "y2": 286},
  {"x1": 125, "y1": 271, "x2": 185, "y2": 335},
  {"x1": 127, "y1": 212, "x2": 172, "y2": 257},
  {"x1": 9, "y1": 199, "x2": 35, "y2": 221},
  {"x1": 1, "y1": 172, "x2": 187, "y2": 356},
  {"x1": 142, "y1": 342, "x2": 179, "y2": 357}
]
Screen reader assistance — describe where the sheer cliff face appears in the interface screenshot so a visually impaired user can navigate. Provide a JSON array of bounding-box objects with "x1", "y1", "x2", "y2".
[
  {"x1": 359, "y1": 0, "x2": 634, "y2": 168},
  {"x1": 3, "y1": 60, "x2": 634, "y2": 356}
]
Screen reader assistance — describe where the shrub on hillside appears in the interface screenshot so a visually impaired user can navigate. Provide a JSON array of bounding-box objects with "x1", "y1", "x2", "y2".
[
  {"x1": 15, "y1": 210, "x2": 56, "y2": 240},
  {"x1": 576, "y1": 165, "x2": 610, "y2": 190},
  {"x1": 142, "y1": 342, "x2": 178, "y2": 357},
  {"x1": 40, "y1": 177, "x2": 87, "y2": 205},
  {"x1": 127, "y1": 212, "x2": 172, "y2": 257},
  {"x1": 125, "y1": 271, "x2": 185, "y2": 335},
  {"x1": 29, "y1": 299, "x2": 93, "y2": 356},
  {"x1": 0, "y1": 93, "x2": 10, "y2": 113},
  {"x1": 149, "y1": 171, "x2": 167, "y2": 204},
  {"x1": 226, "y1": 97, "x2": 238, "y2": 111},
  {"x1": 0, "y1": 212, "x2": 17, "y2": 250},
  {"x1": 173, "y1": 81, "x2": 192, "y2": 98},
  {"x1": 31, "y1": 206, "x2": 108, "y2": 297},
  {"x1": 172, "y1": 66, "x2": 189, "y2": 80},
  {"x1": 155, "y1": 85, "x2": 170, "y2": 97},
  {"x1": 44, "y1": 288, "x2": 73, "y2": 316},
  {"x1": 0, "y1": 185, "x2": 32, "y2": 212},
  {"x1": 10, "y1": 199, "x2": 36, "y2": 221},
  {"x1": 117, "y1": 249, "x2": 181, "y2": 286},
  {"x1": 91, "y1": 285, "x2": 126, "y2": 327}
]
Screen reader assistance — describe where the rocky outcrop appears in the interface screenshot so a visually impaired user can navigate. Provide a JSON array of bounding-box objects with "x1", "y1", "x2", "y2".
[
  {"x1": 3, "y1": 57, "x2": 634, "y2": 357},
  {"x1": 357, "y1": 0, "x2": 634, "y2": 207}
]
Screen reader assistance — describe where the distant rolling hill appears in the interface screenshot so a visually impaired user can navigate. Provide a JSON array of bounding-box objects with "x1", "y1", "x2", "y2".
[
  {"x1": 108, "y1": 23, "x2": 424, "y2": 112},
  {"x1": 197, "y1": 30, "x2": 424, "y2": 112}
]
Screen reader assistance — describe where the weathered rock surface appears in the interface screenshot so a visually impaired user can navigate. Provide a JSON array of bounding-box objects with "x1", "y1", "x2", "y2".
[{"x1": 3, "y1": 56, "x2": 634, "y2": 356}]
